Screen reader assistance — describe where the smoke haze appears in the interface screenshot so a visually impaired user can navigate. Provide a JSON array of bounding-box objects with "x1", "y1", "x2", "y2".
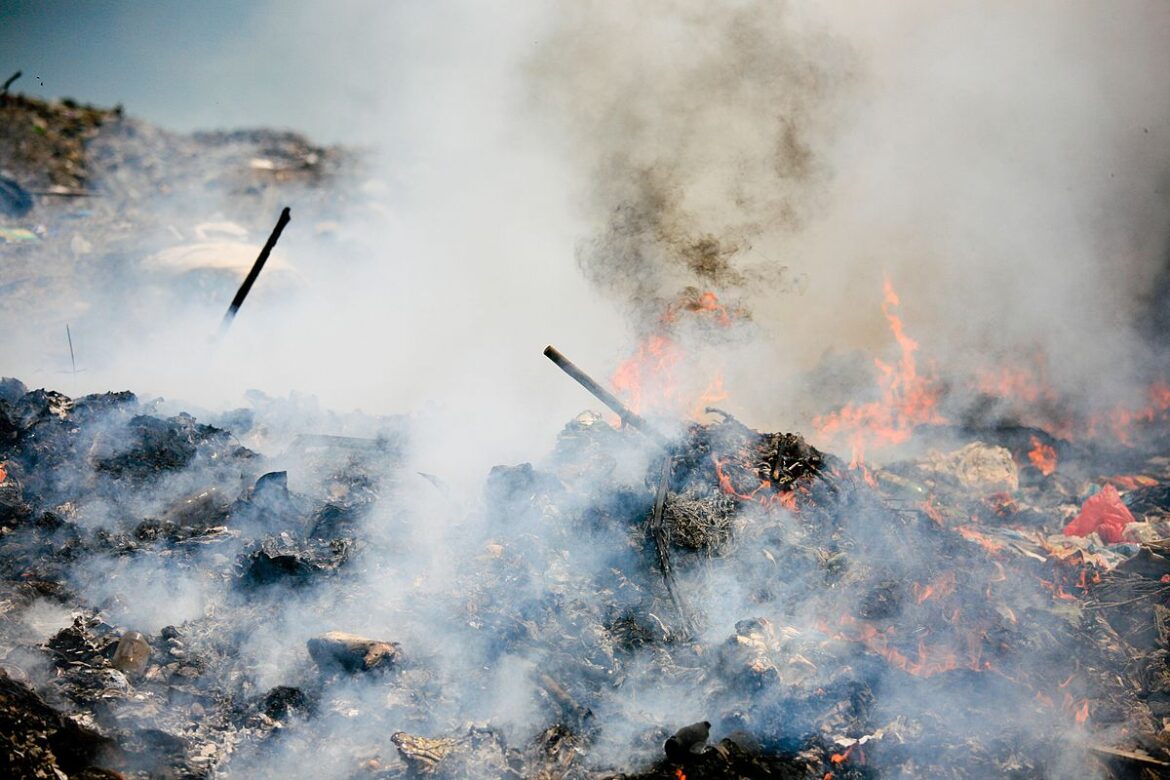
[
  {"x1": 3, "y1": 3, "x2": 1170, "y2": 778},
  {"x1": 3, "y1": 0, "x2": 1169, "y2": 449}
]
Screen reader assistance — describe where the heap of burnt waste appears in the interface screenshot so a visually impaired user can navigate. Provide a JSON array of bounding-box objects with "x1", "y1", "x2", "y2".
[
  {"x1": 3, "y1": 376, "x2": 1170, "y2": 778},
  {"x1": 0, "y1": 378, "x2": 404, "y2": 779}
]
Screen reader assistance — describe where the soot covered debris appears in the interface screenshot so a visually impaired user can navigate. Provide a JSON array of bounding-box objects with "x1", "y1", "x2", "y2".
[{"x1": 4, "y1": 377, "x2": 1170, "y2": 778}]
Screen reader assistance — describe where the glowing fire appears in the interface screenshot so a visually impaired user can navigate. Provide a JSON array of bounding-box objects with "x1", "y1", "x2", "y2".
[
  {"x1": 830, "y1": 747, "x2": 852, "y2": 764},
  {"x1": 690, "y1": 373, "x2": 729, "y2": 419},
  {"x1": 610, "y1": 290, "x2": 739, "y2": 420},
  {"x1": 1027, "y1": 435, "x2": 1057, "y2": 476},
  {"x1": 713, "y1": 455, "x2": 799, "y2": 511},
  {"x1": 975, "y1": 360, "x2": 1060, "y2": 406},
  {"x1": 611, "y1": 334, "x2": 682, "y2": 416},
  {"x1": 682, "y1": 289, "x2": 733, "y2": 326},
  {"x1": 1087, "y1": 379, "x2": 1170, "y2": 445},
  {"x1": 813, "y1": 278, "x2": 944, "y2": 465},
  {"x1": 955, "y1": 525, "x2": 1006, "y2": 553},
  {"x1": 977, "y1": 356, "x2": 1170, "y2": 445},
  {"x1": 912, "y1": 571, "x2": 957, "y2": 604},
  {"x1": 826, "y1": 615, "x2": 986, "y2": 678}
]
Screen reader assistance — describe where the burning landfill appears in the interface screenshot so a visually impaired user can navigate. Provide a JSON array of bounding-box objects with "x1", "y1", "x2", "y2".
[{"x1": 5, "y1": 3, "x2": 1170, "y2": 780}]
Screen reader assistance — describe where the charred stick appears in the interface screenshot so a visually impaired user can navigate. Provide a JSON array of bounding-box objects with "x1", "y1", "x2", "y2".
[
  {"x1": 66, "y1": 324, "x2": 76, "y2": 375},
  {"x1": 543, "y1": 345, "x2": 691, "y2": 631},
  {"x1": 543, "y1": 345, "x2": 668, "y2": 448},
  {"x1": 1086, "y1": 743, "x2": 1170, "y2": 768},
  {"x1": 651, "y1": 454, "x2": 698, "y2": 639},
  {"x1": 537, "y1": 673, "x2": 593, "y2": 728},
  {"x1": 29, "y1": 188, "x2": 95, "y2": 197},
  {"x1": 220, "y1": 207, "x2": 291, "y2": 332},
  {"x1": 287, "y1": 433, "x2": 388, "y2": 453}
]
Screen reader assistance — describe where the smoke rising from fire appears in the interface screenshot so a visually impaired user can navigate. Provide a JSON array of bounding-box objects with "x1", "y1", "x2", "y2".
[
  {"x1": 527, "y1": 0, "x2": 850, "y2": 336},
  {"x1": 529, "y1": 0, "x2": 1170, "y2": 431},
  {"x1": 3, "y1": 2, "x2": 1169, "y2": 778},
  {"x1": 7, "y1": 0, "x2": 1170, "y2": 450}
]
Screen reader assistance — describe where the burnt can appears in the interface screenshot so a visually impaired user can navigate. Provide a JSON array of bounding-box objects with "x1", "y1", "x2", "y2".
[{"x1": 111, "y1": 631, "x2": 151, "y2": 675}]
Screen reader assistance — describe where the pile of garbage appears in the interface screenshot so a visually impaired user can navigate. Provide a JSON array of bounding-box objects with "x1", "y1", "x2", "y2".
[{"x1": 3, "y1": 371, "x2": 1170, "y2": 778}]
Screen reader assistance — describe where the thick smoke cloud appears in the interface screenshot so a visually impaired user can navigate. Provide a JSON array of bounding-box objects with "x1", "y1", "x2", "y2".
[
  {"x1": 527, "y1": 0, "x2": 852, "y2": 335},
  {"x1": 7, "y1": 0, "x2": 1170, "y2": 443},
  {"x1": 528, "y1": 0, "x2": 1170, "y2": 430},
  {"x1": 3, "y1": 3, "x2": 1170, "y2": 777}
]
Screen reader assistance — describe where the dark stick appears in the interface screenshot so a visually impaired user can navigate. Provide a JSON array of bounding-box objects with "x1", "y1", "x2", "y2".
[
  {"x1": 543, "y1": 345, "x2": 692, "y2": 632},
  {"x1": 220, "y1": 207, "x2": 291, "y2": 332},
  {"x1": 66, "y1": 324, "x2": 76, "y2": 375},
  {"x1": 1, "y1": 71, "x2": 20, "y2": 95},
  {"x1": 537, "y1": 674, "x2": 593, "y2": 728},
  {"x1": 650, "y1": 454, "x2": 697, "y2": 639},
  {"x1": 543, "y1": 345, "x2": 668, "y2": 447}
]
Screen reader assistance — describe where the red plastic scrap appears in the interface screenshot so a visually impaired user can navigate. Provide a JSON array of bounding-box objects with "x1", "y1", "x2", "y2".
[{"x1": 1063, "y1": 484, "x2": 1135, "y2": 544}]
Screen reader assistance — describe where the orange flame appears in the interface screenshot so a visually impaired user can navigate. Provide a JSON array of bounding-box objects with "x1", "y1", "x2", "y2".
[
  {"x1": 830, "y1": 746, "x2": 852, "y2": 764},
  {"x1": 920, "y1": 498, "x2": 945, "y2": 525},
  {"x1": 956, "y1": 525, "x2": 1005, "y2": 555},
  {"x1": 674, "y1": 770, "x2": 687, "y2": 780},
  {"x1": 814, "y1": 278, "x2": 944, "y2": 465},
  {"x1": 611, "y1": 334, "x2": 682, "y2": 417},
  {"x1": 1105, "y1": 474, "x2": 1158, "y2": 491},
  {"x1": 1087, "y1": 379, "x2": 1170, "y2": 445},
  {"x1": 713, "y1": 455, "x2": 800, "y2": 511},
  {"x1": 1027, "y1": 436, "x2": 1057, "y2": 476},
  {"x1": 975, "y1": 360, "x2": 1060, "y2": 407},
  {"x1": 610, "y1": 291, "x2": 739, "y2": 420},
  {"x1": 826, "y1": 615, "x2": 985, "y2": 678},
  {"x1": 691, "y1": 373, "x2": 729, "y2": 419},
  {"x1": 912, "y1": 571, "x2": 957, "y2": 605},
  {"x1": 683, "y1": 290, "x2": 733, "y2": 326}
]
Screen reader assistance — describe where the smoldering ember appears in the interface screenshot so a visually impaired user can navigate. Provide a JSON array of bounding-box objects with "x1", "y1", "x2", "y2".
[{"x1": 5, "y1": 36, "x2": 1170, "y2": 780}]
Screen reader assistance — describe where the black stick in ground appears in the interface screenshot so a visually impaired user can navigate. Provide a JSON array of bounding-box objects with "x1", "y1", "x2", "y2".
[
  {"x1": 1, "y1": 71, "x2": 20, "y2": 95},
  {"x1": 543, "y1": 345, "x2": 668, "y2": 448},
  {"x1": 543, "y1": 345, "x2": 694, "y2": 633},
  {"x1": 66, "y1": 324, "x2": 76, "y2": 375},
  {"x1": 220, "y1": 207, "x2": 291, "y2": 333},
  {"x1": 651, "y1": 454, "x2": 698, "y2": 639}
]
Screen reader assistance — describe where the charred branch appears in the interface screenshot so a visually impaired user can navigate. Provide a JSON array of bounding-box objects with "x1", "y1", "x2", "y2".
[
  {"x1": 543, "y1": 345, "x2": 669, "y2": 448},
  {"x1": 651, "y1": 454, "x2": 698, "y2": 638},
  {"x1": 0, "y1": 70, "x2": 20, "y2": 95},
  {"x1": 220, "y1": 206, "x2": 291, "y2": 332}
]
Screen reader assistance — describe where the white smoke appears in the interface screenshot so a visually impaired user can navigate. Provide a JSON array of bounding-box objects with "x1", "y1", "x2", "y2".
[{"x1": 3, "y1": 3, "x2": 1168, "y2": 777}]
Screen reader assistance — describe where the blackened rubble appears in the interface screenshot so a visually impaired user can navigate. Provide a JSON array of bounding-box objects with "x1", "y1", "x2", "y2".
[
  {"x1": 5, "y1": 374, "x2": 1170, "y2": 778},
  {"x1": 0, "y1": 379, "x2": 407, "y2": 778},
  {"x1": 0, "y1": 669, "x2": 115, "y2": 779}
]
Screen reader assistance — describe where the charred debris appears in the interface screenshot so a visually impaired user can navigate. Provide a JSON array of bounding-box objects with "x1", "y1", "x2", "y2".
[{"x1": 3, "y1": 356, "x2": 1170, "y2": 778}]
